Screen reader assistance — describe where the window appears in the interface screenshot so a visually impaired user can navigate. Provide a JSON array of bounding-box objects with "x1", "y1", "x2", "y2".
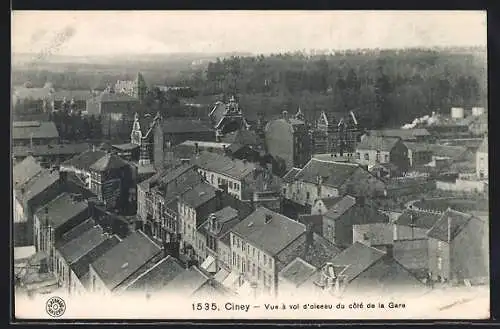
[
  {"x1": 364, "y1": 153, "x2": 369, "y2": 160},
  {"x1": 269, "y1": 258, "x2": 272, "y2": 268},
  {"x1": 211, "y1": 175, "x2": 214, "y2": 184},
  {"x1": 356, "y1": 152, "x2": 360, "y2": 159},
  {"x1": 232, "y1": 252, "x2": 236, "y2": 265},
  {"x1": 253, "y1": 248, "x2": 255, "y2": 257},
  {"x1": 252, "y1": 263, "x2": 256, "y2": 276},
  {"x1": 218, "y1": 178, "x2": 221, "y2": 184},
  {"x1": 229, "y1": 181, "x2": 233, "y2": 189},
  {"x1": 264, "y1": 254, "x2": 267, "y2": 265},
  {"x1": 306, "y1": 192, "x2": 310, "y2": 200},
  {"x1": 242, "y1": 260, "x2": 246, "y2": 272},
  {"x1": 237, "y1": 239, "x2": 240, "y2": 248},
  {"x1": 283, "y1": 188, "x2": 286, "y2": 195},
  {"x1": 384, "y1": 155, "x2": 389, "y2": 162},
  {"x1": 376, "y1": 151, "x2": 380, "y2": 162}
]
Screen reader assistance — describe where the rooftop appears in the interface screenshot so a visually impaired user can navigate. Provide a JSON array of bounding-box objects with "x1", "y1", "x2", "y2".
[
  {"x1": 279, "y1": 257, "x2": 318, "y2": 287},
  {"x1": 17, "y1": 169, "x2": 60, "y2": 205},
  {"x1": 35, "y1": 192, "x2": 89, "y2": 230},
  {"x1": 198, "y1": 206, "x2": 239, "y2": 236},
  {"x1": 61, "y1": 149, "x2": 107, "y2": 171},
  {"x1": 193, "y1": 151, "x2": 256, "y2": 180},
  {"x1": 294, "y1": 159, "x2": 360, "y2": 188},
  {"x1": 57, "y1": 225, "x2": 107, "y2": 264},
  {"x1": 91, "y1": 230, "x2": 161, "y2": 291},
  {"x1": 356, "y1": 135, "x2": 401, "y2": 152},
  {"x1": 220, "y1": 129, "x2": 260, "y2": 146},
  {"x1": 13, "y1": 143, "x2": 91, "y2": 158},
  {"x1": 163, "y1": 265, "x2": 210, "y2": 297},
  {"x1": 427, "y1": 209, "x2": 477, "y2": 242},
  {"x1": 13, "y1": 156, "x2": 43, "y2": 188},
  {"x1": 179, "y1": 182, "x2": 218, "y2": 209},
  {"x1": 282, "y1": 167, "x2": 301, "y2": 183},
  {"x1": 330, "y1": 241, "x2": 386, "y2": 282},
  {"x1": 395, "y1": 209, "x2": 441, "y2": 230},
  {"x1": 90, "y1": 154, "x2": 128, "y2": 172},
  {"x1": 323, "y1": 195, "x2": 357, "y2": 219},
  {"x1": 125, "y1": 256, "x2": 185, "y2": 292},
  {"x1": 161, "y1": 118, "x2": 213, "y2": 134},
  {"x1": 12, "y1": 121, "x2": 59, "y2": 140},
  {"x1": 98, "y1": 92, "x2": 140, "y2": 103},
  {"x1": 70, "y1": 236, "x2": 121, "y2": 280},
  {"x1": 369, "y1": 128, "x2": 431, "y2": 139},
  {"x1": 231, "y1": 207, "x2": 306, "y2": 256},
  {"x1": 58, "y1": 217, "x2": 96, "y2": 246}
]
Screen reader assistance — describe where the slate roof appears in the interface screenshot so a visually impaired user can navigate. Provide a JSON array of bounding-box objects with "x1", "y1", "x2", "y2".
[
  {"x1": 90, "y1": 230, "x2": 161, "y2": 291},
  {"x1": 220, "y1": 129, "x2": 260, "y2": 146},
  {"x1": 161, "y1": 118, "x2": 213, "y2": 134},
  {"x1": 18, "y1": 170, "x2": 60, "y2": 204},
  {"x1": 294, "y1": 159, "x2": 360, "y2": 188},
  {"x1": 13, "y1": 156, "x2": 43, "y2": 188},
  {"x1": 112, "y1": 143, "x2": 140, "y2": 152},
  {"x1": 58, "y1": 217, "x2": 96, "y2": 246},
  {"x1": 395, "y1": 209, "x2": 441, "y2": 230},
  {"x1": 89, "y1": 154, "x2": 128, "y2": 172},
  {"x1": 13, "y1": 143, "x2": 91, "y2": 158},
  {"x1": 327, "y1": 202, "x2": 390, "y2": 226},
  {"x1": 179, "y1": 183, "x2": 217, "y2": 209},
  {"x1": 324, "y1": 195, "x2": 357, "y2": 219},
  {"x1": 193, "y1": 151, "x2": 256, "y2": 180},
  {"x1": 231, "y1": 207, "x2": 306, "y2": 256},
  {"x1": 51, "y1": 90, "x2": 94, "y2": 102},
  {"x1": 71, "y1": 236, "x2": 121, "y2": 280},
  {"x1": 163, "y1": 265, "x2": 210, "y2": 296},
  {"x1": 279, "y1": 257, "x2": 318, "y2": 287},
  {"x1": 282, "y1": 167, "x2": 301, "y2": 183},
  {"x1": 35, "y1": 193, "x2": 89, "y2": 230},
  {"x1": 330, "y1": 241, "x2": 386, "y2": 282},
  {"x1": 125, "y1": 256, "x2": 185, "y2": 291},
  {"x1": 427, "y1": 209, "x2": 476, "y2": 242},
  {"x1": 356, "y1": 135, "x2": 401, "y2": 152},
  {"x1": 62, "y1": 150, "x2": 107, "y2": 171},
  {"x1": 477, "y1": 136, "x2": 488, "y2": 153},
  {"x1": 57, "y1": 225, "x2": 107, "y2": 264},
  {"x1": 198, "y1": 206, "x2": 239, "y2": 236},
  {"x1": 12, "y1": 121, "x2": 59, "y2": 140},
  {"x1": 428, "y1": 144, "x2": 468, "y2": 160},
  {"x1": 403, "y1": 142, "x2": 433, "y2": 153},
  {"x1": 319, "y1": 197, "x2": 343, "y2": 209}
]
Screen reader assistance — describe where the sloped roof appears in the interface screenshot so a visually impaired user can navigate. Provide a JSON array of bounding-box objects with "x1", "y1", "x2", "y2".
[
  {"x1": 125, "y1": 256, "x2": 185, "y2": 292},
  {"x1": 356, "y1": 135, "x2": 401, "y2": 152},
  {"x1": 57, "y1": 225, "x2": 107, "y2": 264},
  {"x1": 231, "y1": 207, "x2": 306, "y2": 256},
  {"x1": 50, "y1": 89, "x2": 94, "y2": 102},
  {"x1": 71, "y1": 236, "x2": 121, "y2": 280},
  {"x1": 18, "y1": 170, "x2": 60, "y2": 204},
  {"x1": 330, "y1": 242, "x2": 386, "y2": 282},
  {"x1": 220, "y1": 129, "x2": 260, "y2": 146},
  {"x1": 324, "y1": 195, "x2": 357, "y2": 219},
  {"x1": 282, "y1": 167, "x2": 301, "y2": 183},
  {"x1": 279, "y1": 257, "x2": 317, "y2": 287},
  {"x1": 294, "y1": 159, "x2": 360, "y2": 188},
  {"x1": 161, "y1": 118, "x2": 213, "y2": 134},
  {"x1": 12, "y1": 121, "x2": 59, "y2": 140},
  {"x1": 13, "y1": 143, "x2": 91, "y2": 158},
  {"x1": 477, "y1": 136, "x2": 488, "y2": 153},
  {"x1": 13, "y1": 156, "x2": 43, "y2": 188},
  {"x1": 395, "y1": 209, "x2": 441, "y2": 230},
  {"x1": 403, "y1": 142, "x2": 433, "y2": 153},
  {"x1": 427, "y1": 209, "x2": 475, "y2": 242},
  {"x1": 198, "y1": 206, "x2": 239, "y2": 236},
  {"x1": 428, "y1": 144, "x2": 468, "y2": 159},
  {"x1": 34, "y1": 192, "x2": 89, "y2": 230},
  {"x1": 179, "y1": 183, "x2": 217, "y2": 209},
  {"x1": 90, "y1": 230, "x2": 161, "y2": 290},
  {"x1": 328, "y1": 202, "x2": 389, "y2": 226},
  {"x1": 62, "y1": 150, "x2": 107, "y2": 171},
  {"x1": 58, "y1": 217, "x2": 96, "y2": 246},
  {"x1": 193, "y1": 151, "x2": 256, "y2": 180},
  {"x1": 89, "y1": 154, "x2": 128, "y2": 172},
  {"x1": 163, "y1": 266, "x2": 210, "y2": 296},
  {"x1": 319, "y1": 197, "x2": 343, "y2": 209}
]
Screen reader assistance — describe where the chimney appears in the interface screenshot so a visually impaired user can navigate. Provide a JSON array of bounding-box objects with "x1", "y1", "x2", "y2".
[
  {"x1": 265, "y1": 213, "x2": 273, "y2": 224},
  {"x1": 304, "y1": 222, "x2": 314, "y2": 255},
  {"x1": 215, "y1": 189, "x2": 223, "y2": 211},
  {"x1": 59, "y1": 170, "x2": 67, "y2": 186},
  {"x1": 194, "y1": 142, "x2": 200, "y2": 155}
]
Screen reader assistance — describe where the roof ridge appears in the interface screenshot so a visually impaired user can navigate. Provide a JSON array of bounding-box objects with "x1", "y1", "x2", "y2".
[
  {"x1": 137, "y1": 230, "x2": 162, "y2": 250},
  {"x1": 123, "y1": 256, "x2": 170, "y2": 290}
]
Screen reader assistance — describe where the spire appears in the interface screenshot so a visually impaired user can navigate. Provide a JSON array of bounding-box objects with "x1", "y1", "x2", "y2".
[{"x1": 295, "y1": 107, "x2": 304, "y2": 121}]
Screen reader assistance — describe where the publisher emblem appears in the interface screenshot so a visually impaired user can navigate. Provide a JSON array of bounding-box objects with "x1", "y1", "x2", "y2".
[{"x1": 45, "y1": 296, "x2": 66, "y2": 317}]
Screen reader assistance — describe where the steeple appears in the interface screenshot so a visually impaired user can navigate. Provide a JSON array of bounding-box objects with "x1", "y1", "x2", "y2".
[{"x1": 295, "y1": 107, "x2": 305, "y2": 121}]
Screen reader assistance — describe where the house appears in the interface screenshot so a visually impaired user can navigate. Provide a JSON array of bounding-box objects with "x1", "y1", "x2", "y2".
[
  {"x1": 60, "y1": 149, "x2": 108, "y2": 189},
  {"x1": 402, "y1": 142, "x2": 434, "y2": 168},
  {"x1": 152, "y1": 117, "x2": 215, "y2": 168},
  {"x1": 12, "y1": 143, "x2": 91, "y2": 168},
  {"x1": 89, "y1": 153, "x2": 133, "y2": 210},
  {"x1": 265, "y1": 110, "x2": 312, "y2": 173},
  {"x1": 312, "y1": 110, "x2": 360, "y2": 154},
  {"x1": 427, "y1": 209, "x2": 489, "y2": 284},
  {"x1": 88, "y1": 230, "x2": 163, "y2": 294},
  {"x1": 367, "y1": 128, "x2": 433, "y2": 143},
  {"x1": 124, "y1": 255, "x2": 185, "y2": 295},
  {"x1": 136, "y1": 164, "x2": 204, "y2": 243},
  {"x1": 53, "y1": 222, "x2": 120, "y2": 295},
  {"x1": 114, "y1": 73, "x2": 147, "y2": 101},
  {"x1": 393, "y1": 209, "x2": 442, "y2": 241},
  {"x1": 193, "y1": 151, "x2": 281, "y2": 201},
  {"x1": 220, "y1": 129, "x2": 262, "y2": 149},
  {"x1": 33, "y1": 192, "x2": 91, "y2": 272},
  {"x1": 310, "y1": 242, "x2": 424, "y2": 297},
  {"x1": 476, "y1": 136, "x2": 488, "y2": 180},
  {"x1": 393, "y1": 238, "x2": 429, "y2": 280},
  {"x1": 311, "y1": 197, "x2": 342, "y2": 216},
  {"x1": 283, "y1": 158, "x2": 386, "y2": 211},
  {"x1": 278, "y1": 257, "x2": 319, "y2": 297},
  {"x1": 178, "y1": 183, "x2": 221, "y2": 260},
  {"x1": 322, "y1": 195, "x2": 389, "y2": 247},
  {"x1": 85, "y1": 91, "x2": 141, "y2": 139},
  {"x1": 468, "y1": 112, "x2": 488, "y2": 137},
  {"x1": 209, "y1": 96, "x2": 250, "y2": 141},
  {"x1": 355, "y1": 135, "x2": 409, "y2": 172},
  {"x1": 12, "y1": 121, "x2": 59, "y2": 147},
  {"x1": 229, "y1": 207, "x2": 307, "y2": 297}
]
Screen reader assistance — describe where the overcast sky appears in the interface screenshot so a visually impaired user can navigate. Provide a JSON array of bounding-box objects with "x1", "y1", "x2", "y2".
[{"x1": 12, "y1": 11, "x2": 487, "y2": 56}]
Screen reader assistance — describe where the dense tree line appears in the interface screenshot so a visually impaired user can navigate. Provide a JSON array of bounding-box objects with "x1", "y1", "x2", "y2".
[
  {"x1": 49, "y1": 109, "x2": 103, "y2": 141},
  {"x1": 187, "y1": 49, "x2": 486, "y2": 128}
]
